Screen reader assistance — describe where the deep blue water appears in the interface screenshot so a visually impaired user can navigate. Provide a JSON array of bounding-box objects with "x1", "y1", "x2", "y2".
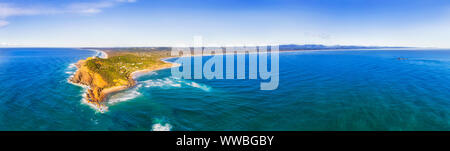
[{"x1": 0, "y1": 48, "x2": 449, "y2": 130}]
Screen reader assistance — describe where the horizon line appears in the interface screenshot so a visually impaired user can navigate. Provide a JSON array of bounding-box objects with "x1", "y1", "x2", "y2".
[{"x1": 0, "y1": 44, "x2": 435, "y2": 49}]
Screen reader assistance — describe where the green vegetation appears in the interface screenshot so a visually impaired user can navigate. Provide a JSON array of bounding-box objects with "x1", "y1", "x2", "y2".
[{"x1": 85, "y1": 52, "x2": 172, "y2": 88}]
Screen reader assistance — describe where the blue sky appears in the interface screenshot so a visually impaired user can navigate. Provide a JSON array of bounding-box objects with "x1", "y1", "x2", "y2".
[{"x1": 1, "y1": 0, "x2": 450, "y2": 47}]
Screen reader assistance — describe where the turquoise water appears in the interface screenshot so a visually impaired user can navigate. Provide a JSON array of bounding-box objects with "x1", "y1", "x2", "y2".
[{"x1": 0, "y1": 48, "x2": 449, "y2": 130}]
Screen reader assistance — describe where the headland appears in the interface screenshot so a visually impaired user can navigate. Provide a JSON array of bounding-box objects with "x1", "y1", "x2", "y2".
[{"x1": 69, "y1": 48, "x2": 176, "y2": 112}]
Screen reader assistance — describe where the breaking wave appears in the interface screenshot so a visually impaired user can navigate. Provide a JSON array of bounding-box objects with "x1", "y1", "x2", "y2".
[
  {"x1": 92, "y1": 49, "x2": 108, "y2": 59},
  {"x1": 185, "y1": 81, "x2": 211, "y2": 92},
  {"x1": 65, "y1": 63, "x2": 77, "y2": 75},
  {"x1": 142, "y1": 78, "x2": 182, "y2": 88},
  {"x1": 68, "y1": 63, "x2": 76, "y2": 69},
  {"x1": 80, "y1": 88, "x2": 109, "y2": 113},
  {"x1": 100, "y1": 78, "x2": 212, "y2": 108},
  {"x1": 108, "y1": 85, "x2": 142, "y2": 105},
  {"x1": 152, "y1": 123, "x2": 172, "y2": 131},
  {"x1": 141, "y1": 78, "x2": 211, "y2": 92}
]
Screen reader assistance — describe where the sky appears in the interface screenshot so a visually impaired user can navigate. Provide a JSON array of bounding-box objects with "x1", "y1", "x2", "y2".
[{"x1": 1, "y1": 0, "x2": 450, "y2": 48}]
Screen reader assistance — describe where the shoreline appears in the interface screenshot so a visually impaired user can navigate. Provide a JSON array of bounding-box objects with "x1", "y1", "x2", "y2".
[
  {"x1": 159, "y1": 48, "x2": 397, "y2": 60},
  {"x1": 89, "y1": 49, "x2": 108, "y2": 59},
  {"x1": 70, "y1": 49, "x2": 110, "y2": 112},
  {"x1": 97, "y1": 61, "x2": 177, "y2": 112},
  {"x1": 69, "y1": 49, "x2": 178, "y2": 113},
  {"x1": 158, "y1": 47, "x2": 450, "y2": 60},
  {"x1": 70, "y1": 48, "x2": 365, "y2": 112},
  {"x1": 69, "y1": 47, "x2": 426, "y2": 113}
]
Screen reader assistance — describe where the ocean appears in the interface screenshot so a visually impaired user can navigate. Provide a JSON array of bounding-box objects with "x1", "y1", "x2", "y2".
[{"x1": 0, "y1": 48, "x2": 449, "y2": 130}]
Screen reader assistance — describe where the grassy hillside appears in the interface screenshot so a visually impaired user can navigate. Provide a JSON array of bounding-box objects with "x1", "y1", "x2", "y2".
[{"x1": 84, "y1": 50, "x2": 173, "y2": 88}]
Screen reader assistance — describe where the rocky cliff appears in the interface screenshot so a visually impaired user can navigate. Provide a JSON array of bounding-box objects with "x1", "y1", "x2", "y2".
[
  {"x1": 69, "y1": 57, "x2": 130, "y2": 110},
  {"x1": 68, "y1": 51, "x2": 175, "y2": 112}
]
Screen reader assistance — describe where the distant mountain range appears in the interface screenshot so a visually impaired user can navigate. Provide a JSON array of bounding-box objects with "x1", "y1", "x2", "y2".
[{"x1": 278, "y1": 44, "x2": 408, "y2": 51}]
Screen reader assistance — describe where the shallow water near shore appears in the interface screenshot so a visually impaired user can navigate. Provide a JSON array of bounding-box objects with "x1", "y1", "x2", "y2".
[{"x1": 0, "y1": 48, "x2": 449, "y2": 130}]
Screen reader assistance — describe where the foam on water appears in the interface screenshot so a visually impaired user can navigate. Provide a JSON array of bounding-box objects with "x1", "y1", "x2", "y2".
[
  {"x1": 185, "y1": 81, "x2": 211, "y2": 92},
  {"x1": 133, "y1": 71, "x2": 158, "y2": 79},
  {"x1": 142, "y1": 78, "x2": 182, "y2": 88},
  {"x1": 108, "y1": 85, "x2": 142, "y2": 105},
  {"x1": 91, "y1": 49, "x2": 108, "y2": 59},
  {"x1": 65, "y1": 63, "x2": 77, "y2": 75},
  {"x1": 140, "y1": 77, "x2": 211, "y2": 92},
  {"x1": 68, "y1": 63, "x2": 76, "y2": 69},
  {"x1": 68, "y1": 79, "x2": 107, "y2": 113},
  {"x1": 102, "y1": 77, "x2": 212, "y2": 108},
  {"x1": 80, "y1": 88, "x2": 109, "y2": 113},
  {"x1": 152, "y1": 123, "x2": 172, "y2": 131}
]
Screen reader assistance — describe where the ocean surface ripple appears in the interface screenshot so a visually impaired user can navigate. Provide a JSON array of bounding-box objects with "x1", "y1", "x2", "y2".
[{"x1": 0, "y1": 48, "x2": 449, "y2": 130}]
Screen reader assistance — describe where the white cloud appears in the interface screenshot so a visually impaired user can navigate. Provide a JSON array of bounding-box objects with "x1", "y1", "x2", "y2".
[
  {"x1": 0, "y1": 20, "x2": 9, "y2": 27},
  {"x1": 0, "y1": 3, "x2": 41, "y2": 18},
  {"x1": 116, "y1": 0, "x2": 137, "y2": 2},
  {"x1": 0, "y1": 0, "x2": 137, "y2": 27},
  {"x1": 68, "y1": 1, "x2": 114, "y2": 14},
  {"x1": 68, "y1": 0, "x2": 137, "y2": 14}
]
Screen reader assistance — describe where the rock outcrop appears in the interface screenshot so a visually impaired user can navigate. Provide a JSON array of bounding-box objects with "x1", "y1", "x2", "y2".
[{"x1": 69, "y1": 58, "x2": 115, "y2": 109}]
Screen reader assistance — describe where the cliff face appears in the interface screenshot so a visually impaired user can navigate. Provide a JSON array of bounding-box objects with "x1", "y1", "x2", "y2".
[
  {"x1": 68, "y1": 52, "x2": 174, "y2": 112},
  {"x1": 69, "y1": 58, "x2": 111, "y2": 108}
]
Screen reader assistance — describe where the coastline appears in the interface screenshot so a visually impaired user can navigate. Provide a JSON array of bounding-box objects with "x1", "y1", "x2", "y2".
[
  {"x1": 69, "y1": 47, "x2": 415, "y2": 113},
  {"x1": 72, "y1": 48, "x2": 373, "y2": 112},
  {"x1": 163, "y1": 47, "x2": 434, "y2": 60},
  {"x1": 96, "y1": 61, "x2": 176, "y2": 112},
  {"x1": 68, "y1": 49, "x2": 109, "y2": 112},
  {"x1": 88, "y1": 49, "x2": 108, "y2": 59},
  {"x1": 69, "y1": 49, "x2": 178, "y2": 113}
]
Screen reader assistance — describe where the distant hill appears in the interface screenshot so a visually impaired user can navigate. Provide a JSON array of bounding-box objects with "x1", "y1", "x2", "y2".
[{"x1": 279, "y1": 44, "x2": 407, "y2": 51}]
